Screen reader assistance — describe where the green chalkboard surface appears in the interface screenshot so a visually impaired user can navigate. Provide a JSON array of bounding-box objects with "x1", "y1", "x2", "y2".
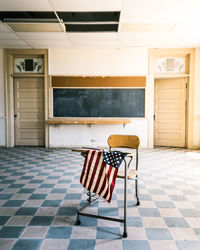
[{"x1": 53, "y1": 88, "x2": 145, "y2": 117}]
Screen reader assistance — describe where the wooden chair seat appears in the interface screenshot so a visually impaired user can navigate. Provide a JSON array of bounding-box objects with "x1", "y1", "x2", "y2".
[{"x1": 117, "y1": 169, "x2": 138, "y2": 179}]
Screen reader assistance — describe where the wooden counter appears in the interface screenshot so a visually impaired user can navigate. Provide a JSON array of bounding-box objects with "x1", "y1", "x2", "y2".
[{"x1": 47, "y1": 119, "x2": 131, "y2": 125}]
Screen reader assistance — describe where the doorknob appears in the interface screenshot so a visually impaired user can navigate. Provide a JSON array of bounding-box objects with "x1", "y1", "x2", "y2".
[{"x1": 14, "y1": 114, "x2": 17, "y2": 118}]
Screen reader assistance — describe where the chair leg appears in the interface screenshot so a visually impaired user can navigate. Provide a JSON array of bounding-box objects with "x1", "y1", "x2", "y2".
[
  {"x1": 123, "y1": 161, "x2": 128, "y2": 238},
  {"x1": 135, "y1": 178, "x2": 140, "y2": 206},
  {"x1": 76, "y1": 213, "x2": 80, "y2": 225}
]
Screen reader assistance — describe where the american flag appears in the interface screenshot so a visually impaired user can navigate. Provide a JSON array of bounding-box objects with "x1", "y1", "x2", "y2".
[{"x1": 80, "y1": 150, "x2": 127, "y2": 203}]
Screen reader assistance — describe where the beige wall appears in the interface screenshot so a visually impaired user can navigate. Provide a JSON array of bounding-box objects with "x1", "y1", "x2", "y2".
[
  {"x1": 193, "y1": 48, "x2": 200, "y2": 148},
  {"x1": 0, "y1": 49, "x2": 6, "y2": 146}
]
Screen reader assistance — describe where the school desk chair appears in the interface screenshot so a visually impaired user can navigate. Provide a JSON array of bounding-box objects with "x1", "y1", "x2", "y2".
[{"x1": 76, "y1": 134, "x2": 140, "y2": 238}]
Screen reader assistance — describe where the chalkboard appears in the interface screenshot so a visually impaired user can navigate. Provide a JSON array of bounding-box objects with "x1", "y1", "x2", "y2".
[{"x1": 53, "y1": 88, "x2": 145, "y2": 117}]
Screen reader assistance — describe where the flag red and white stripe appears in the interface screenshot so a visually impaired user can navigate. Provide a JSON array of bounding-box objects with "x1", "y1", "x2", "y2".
[{"x1": 80, "y1": 150, "x2": 125, "y2": 203}]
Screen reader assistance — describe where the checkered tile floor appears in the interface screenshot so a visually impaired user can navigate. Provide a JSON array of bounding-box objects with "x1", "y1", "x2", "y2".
[{"x1": 0, "y1": 147, "x2": 200, "y2": 250}]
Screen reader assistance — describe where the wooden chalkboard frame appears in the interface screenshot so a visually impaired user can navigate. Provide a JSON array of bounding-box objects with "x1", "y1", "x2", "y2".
[{"x1": 52, "y1": 87, "x2": 145, "y2": 118}]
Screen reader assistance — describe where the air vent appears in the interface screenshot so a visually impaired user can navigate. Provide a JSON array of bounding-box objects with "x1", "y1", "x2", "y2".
[
  {"x1": 166, "y1": 58, "x2": 175, "y2": 71},
  {"x1": 0, "y1": 11, "x2": 58, "y2": 22},
  {"x1": 0, "y1": 11, "x2": 120, "y2": 33},
  {"x1": 14, "y1": 58, "x2": 43, "y2": 73},
  {"x1": 58, "y1": 11, "x2": 120, "y2": 32},
  {"x1": 156, "y1": 57, "x2": 186, "y2": 73}
]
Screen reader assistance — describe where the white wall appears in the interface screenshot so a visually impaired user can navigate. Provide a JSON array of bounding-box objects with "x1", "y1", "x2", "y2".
[
  {"x1": 49, "y1": 119, "x2": 148, "y2": 148},
  {"x1": 48, "y1": 47, "x2": 149, "y2": 148},
  {"x1": 49, "y1": 47, "x2": 148, "y2": 76},
  {"x1": 0, "y1": 49, "x2": 6, "y2": 146},
  {"x1": 193, "y1": 48, "x2": 200, "y2": 148}
]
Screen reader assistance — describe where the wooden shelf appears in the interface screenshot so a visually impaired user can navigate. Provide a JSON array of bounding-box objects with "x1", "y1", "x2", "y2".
[{"x1": 47, "y1": 119, "x2": 131, "y2": 124}]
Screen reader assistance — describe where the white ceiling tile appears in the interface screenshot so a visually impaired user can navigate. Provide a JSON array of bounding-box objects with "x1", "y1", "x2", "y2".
[
  {"x1": 5, "y1": 23, "x2": 63, "y2": 33},
  {"x1": 68, "y1": 33, "x2": 118, "y2": 41},
  {"x1": 119, "y1": 23, "x2": 174, "y2": 32},
  {"x1": 118, "y1": 32, "x2": 168, "y2": 47},
  {"x1": 27, "y1": 39, "x2": 72, "y2": 48},
  {"x1": 122, "y1": 0, "x2": 197, "y2": 11},
  {"x1": 0, "y1": 0, "x2": 52, "y2": 11},
  {"x1": 120, "y1": 10, "x2": 182, "y2": 23},
  {"x1": 0, "y1": 39, "x2": 30, "y2": 47},
  {"x1": 49, "y1": 0, "x2": 122, "y2": 11},
  {"x1": 160, "y1": 36, "x2": 200, "y2": 48},
  {"x1": 0, "y1": 31, "x2": 20, "y2": 40},
  {"x1": 71, "y1": 40, "x2": 117, "y2": 48},
  {"x1": 0, "y1": 22, "x2": 11, "y2": 32},
  {"x1": 120, "y1": 0, "x2": 197, "y2": 23},
  {"x1": 16, "y1": 32, "x2": 69, "y2": 40}
]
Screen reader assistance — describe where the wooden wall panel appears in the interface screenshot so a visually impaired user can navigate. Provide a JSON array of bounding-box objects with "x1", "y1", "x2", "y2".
[{"x1": 52, "y1": 76, "x2": 146, "y2": 88}]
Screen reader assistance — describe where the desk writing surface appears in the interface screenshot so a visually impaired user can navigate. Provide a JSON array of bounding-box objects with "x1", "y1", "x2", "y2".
[{"x1": 53, "y1": 88, "x2": 145, "y2": 118}]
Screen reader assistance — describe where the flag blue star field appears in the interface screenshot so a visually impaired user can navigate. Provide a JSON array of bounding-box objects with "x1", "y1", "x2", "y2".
[{"x1": 80, "y1": 150, "x2": 127, "y2": 202}]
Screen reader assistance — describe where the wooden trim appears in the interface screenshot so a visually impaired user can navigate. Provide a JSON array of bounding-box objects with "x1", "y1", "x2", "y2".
[
  {"x1": 52, "y1": 76, "x2": 146, "y2": 88},
  {"x1": 5, "y1": 49, "x2": 48, "y2": 147},
  {"x1": 47, "y1": 119, "x2": 131, "y2": 124},
  {"x1": 149, "y1": 48, "x2": 195, "y2": 149}
]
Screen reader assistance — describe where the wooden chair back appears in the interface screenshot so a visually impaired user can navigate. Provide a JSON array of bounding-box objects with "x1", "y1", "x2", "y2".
[{"x1": 107, "y1": 135, "x2": 140, "y2": 149}]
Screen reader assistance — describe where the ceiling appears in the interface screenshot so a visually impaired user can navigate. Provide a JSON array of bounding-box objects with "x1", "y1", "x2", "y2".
[{"x1": 1, "y1": 0, "x2": 200, "y2": 49}]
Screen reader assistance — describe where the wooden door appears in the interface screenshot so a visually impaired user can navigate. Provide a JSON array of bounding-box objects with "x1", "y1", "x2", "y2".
[
  {"x1": 14, "y1": 77, "x2": 44, "y2": 146},
  {"x1": 154, "y1": 78, "x2": 186, "y2": 147}
]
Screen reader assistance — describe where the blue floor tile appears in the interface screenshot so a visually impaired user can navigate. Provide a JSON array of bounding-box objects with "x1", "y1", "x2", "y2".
[
  {"x1": 15, "y1": 207, "x2": 38, "y2": 216},
  {"x1": 122, "y1": 240, "x2": 151, "y2": 250},
  {"x1": 0, "y1": 226, "x2": 25, "y2": 238},
  {"x1": 29, "y1": 180, "x2": 43, "y2": 184},
  {"x1": 39, "y1": 184, "x2": 55, "y2": 188},
  {"x1": 29, "y1": 194, "x2": 48, "y2": 200},
  {"x1": 0, "y1": 194, "x2": 13, "y2": 200},
  {"x1": 3, "y1": 200, "x2": 25, "y2": 207},
  {"x1": 98, "y1": 207, "x2": 119, "y2": 217},
  {"x1": 18, "y1": 189, "x2": 36, "y2": 194},
  {"x1": 139, "y1": 195, "x2": 152, "y2": 201},
  {"x1": 0, "y1": 216, "x2": 10, "y2": 225},
  {"x1": 145, "y1": 228, "x2": 173, "y2": 240},
  {"x1": 51, "y1": 188, "x2": 67, "y2": 193},
  {"x1": 8, "y1": 184, "x2": 25, "y2": 189},
  {"x1": 58, "y1": 180, "x2": 71, "y2": 184},
  {"x1": 179, "y1": 209, "x2": 200, "y2": 217},
  {"x1": 68, "y1": 239, "x2": 95, "y2": 250},
  {"x1": 169, "y1": 195, "x2": 187, "y2": 201},
  {"x1": 57, "y1": 207, "x2": 77, "y2": 216},
  {"x1": 46, "y1": 226, "x2": 72, "y2": 239},
  {"x1": 47, "y1": 176, "x2": 60, "y2": 179},
  {"x1": 176, "y1": 240, "x2": 200, "y2": 250},
  {"x1": 20, "y1": 176, "x2": 34, "y2": 180},
  {"x1": 29, "y1": 216, "x2": 54, "y2": 226},
  {"x1": 139, "y1": 208, "x2": 161, "y2": 217},
  {"x1": 164, "y1": 217, "x2": 190, "y2": 228},
  {"x1": 124, "y1": 217, "x2": 143, "y2": 227},
  {"x1": 79, "y1": 216, "x2": 97, "y2": 226},
  {"x1": 64, "y1": 193, "x2": 82, "y2": 200},
  {"x1": 96, "y1": 227, "x2": 121, "y2": 239},
  {"x1": 194, "y1": 228, "x2": 200, "y2": 238},
  {"x1": 155, "y1": 201, "x2": 175, "y2": 208},
  {"x1": 41, "y1": 200, "x2": 61, "y2": 207},
  {"x1": 0, "y1": 180, "x2": 15, "y2": 184},
  {"x1": 12, "y1": 239, "x2": 42, "y2": 250}
]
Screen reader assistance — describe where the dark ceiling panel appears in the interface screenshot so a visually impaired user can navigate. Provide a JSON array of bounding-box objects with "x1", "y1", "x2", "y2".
[
  {"x1": 65, "y1": 24, "x2": 119, "y2": 32},
  {"x1": 0, "y1": 11, "x2": 57, "y2": 22},
  {"x1": 58, "y1": 12, "x2": 120, "y2": 22}
]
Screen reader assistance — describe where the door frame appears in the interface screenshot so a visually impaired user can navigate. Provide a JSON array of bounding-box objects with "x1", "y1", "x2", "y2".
[
  {"x1": 5, "y1": 49, "x2": 48, "y2": 147},
  {"x1": 148, "y1": 48, "x2": 195, "y2": 149}
]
